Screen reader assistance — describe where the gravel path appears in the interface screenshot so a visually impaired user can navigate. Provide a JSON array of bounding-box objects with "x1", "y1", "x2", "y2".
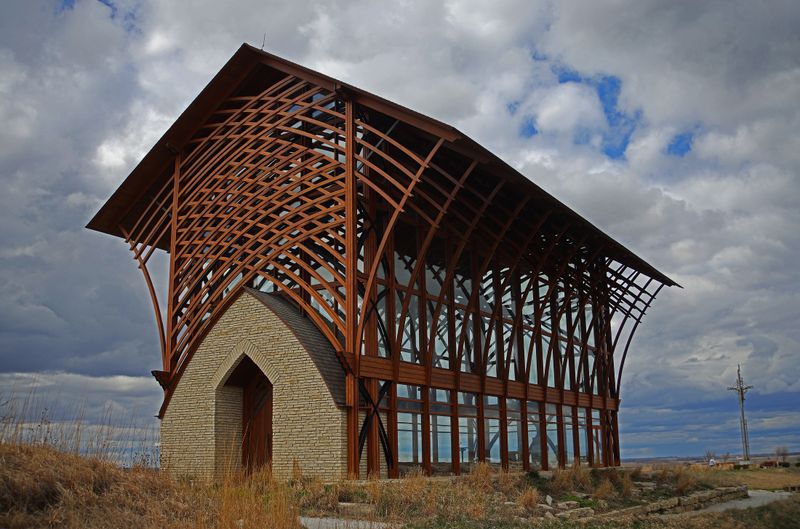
[
  {"x1": 301, "y1": 517, "x2": 397, "y2": 529},
  {"x1": 696, "y1": 489, "x2": 793, "y2": 513}
]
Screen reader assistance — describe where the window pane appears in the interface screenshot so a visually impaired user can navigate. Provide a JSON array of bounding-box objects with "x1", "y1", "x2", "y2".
[
  {"x1": 545, "y1": 404, "x2": 559, "y2": 469},
  {"x1": 398, "y1": 412, "x2": 423, "y2": 469},
  {"x1": 507, "y1": 399, "x2": 523, "y2": 466},
  {"x1": 431, "y1": 415, "x2": 452, "y2": 473},
  {"x1": 577, "y1": 408, "x2": 589, "y2": 465},
  {"x1": 527, "y1": 402, "x2": 542, "y2": 469},
  {"x1": 459, "y1": 417, "x2": 479, "y2": 471},
  {"x1": 484, "y1": 418, "x2": 501, "y2": 464},
  {"x1": 563, "y1": 405, "x2": 575, "y2": 466}
]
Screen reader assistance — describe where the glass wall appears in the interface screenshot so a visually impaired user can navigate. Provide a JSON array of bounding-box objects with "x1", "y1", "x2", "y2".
[
  {"x1": 397, "y1": 384, "x2": 423, "y2": 473},
  {"x1": 577, "y1": 408, "x2": 589, "y2": 466},
  {"x1": 484, "y1": 395, "x2": 501, "y2": 464},
  {"x1": 545, "y1": 404, "x2": 559, "y2": 469},
  {"x1": 356, "y1": 217, "x2": 618, "y2": 474},
  {"x1": 458, "y1": 392, "x2": 479, "y2": 472},
  {"x1": 507, "y1": 399, "x2": 523, "y2": 468},
  {"x1": 562, "y1": 405, "x2": 575, "y2": 467},
  {"x1": 430, "y1": 388, "x2": 452, "y2": 474},
  {"x1": 527, "y1": 401, "x2": 542, "y2": 469}
]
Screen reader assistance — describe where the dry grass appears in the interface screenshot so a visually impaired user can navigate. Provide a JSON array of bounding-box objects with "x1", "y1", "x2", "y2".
[
  {"x1": 0, "y1": 443, "x2": 199, "y2": 529},
  {"x1": 517, "y1": 486, "x2": 540, "y2": 513},
  {"x1": 674, "y1": 467, "x2": 699, "y2": 495},
  {"x1": 0, "y1": 441, "x2": 307, "y2": 529},
  {"x1": 465, "y1": 461, "x2": 494, "y2": 492},
  {"x1": 592, "y1": 478, "x2": 616, "y2": 500},
  {"x1": 621, "y1": 471, "x2": 634, "y2": 498},
  {"x1": 497, "y1": 469, "x2": 521, "y2": 496},
  {"x1": 550, "y1": 468, "x2": 574, "y2": 494},
  {"x1": 567, "y1": 463, "x2": 593, "y2": 491},
  {"x1": 696, "y1": 466, "x2": 800, "y2": 490}
]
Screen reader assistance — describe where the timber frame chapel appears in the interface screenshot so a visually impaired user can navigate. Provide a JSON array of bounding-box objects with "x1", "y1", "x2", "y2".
[{"x1": 89, "y1": 44, "x2": 677, "y2": 480}]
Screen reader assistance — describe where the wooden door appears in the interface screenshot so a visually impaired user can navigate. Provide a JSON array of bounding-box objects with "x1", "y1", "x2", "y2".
[{"x1": 242, "y1": 372, "x2": 273, "y2": 472}]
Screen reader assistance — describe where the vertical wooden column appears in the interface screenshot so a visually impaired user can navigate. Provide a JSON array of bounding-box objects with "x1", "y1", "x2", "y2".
[
  {"x1": 365, "y1": 187, "x2": 380, "y2": 477},
  {"x1": 418, "y1": 222, "x2": 432, "y2": 474},
  {"x1": 166, "y1": 153, "x2": 180, "y2": 373},
  {"x1": 344, "y1": 96, "x2": 360, "y2": 477}
]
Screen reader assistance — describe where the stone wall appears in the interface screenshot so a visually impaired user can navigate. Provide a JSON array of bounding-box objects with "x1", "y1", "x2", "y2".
[{"x1": 160, "y1": 291, "x2": 348, "y2": 481}]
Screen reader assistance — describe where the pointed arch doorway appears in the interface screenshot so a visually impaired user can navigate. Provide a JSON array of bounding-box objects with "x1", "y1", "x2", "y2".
[{"x1": 226, "y1": 356, "x2": 273, "y2": 472}]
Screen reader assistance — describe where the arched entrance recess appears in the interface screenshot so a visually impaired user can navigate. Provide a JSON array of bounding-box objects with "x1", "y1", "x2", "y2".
[{"x1": 224, "y1": 356, "x2": 273, "y2": 472}]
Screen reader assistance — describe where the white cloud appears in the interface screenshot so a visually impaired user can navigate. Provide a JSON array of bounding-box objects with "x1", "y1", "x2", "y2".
[{"x1": 0, "y1": 0, "x2": 798, "y2": 457}]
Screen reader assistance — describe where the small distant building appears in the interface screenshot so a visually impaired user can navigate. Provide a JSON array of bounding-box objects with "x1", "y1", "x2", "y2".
[{"x1": 88, "y1": 44, "x2": 677, "y2": 481}]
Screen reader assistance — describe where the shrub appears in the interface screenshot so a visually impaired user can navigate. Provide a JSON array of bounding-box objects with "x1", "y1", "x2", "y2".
[
  {"x1": 550, "y1": 469, "x2": 573, "y2": 494},
  {"x1": 517, "y1": 487, "x2": 540, "y2": 513},
  {"x1": 297, "y1": 477, "x2": 338, "y2": 512},
  {"x1": 373, "y1": 468, "x2": 433, "y2": 520},
  {"x1": 605, "y1": 468, "x2": 622, "y2": 486},
  {"x1": 497, "y1": 469, "x2": 520, "y2": 497},
  {"x1": 621, "y1": 472, "x2": 634, "y2": 498},
  {"x1": 568, "y1": 463, "x2": 593, "y2": 492},
  {"x1": 592, "y1": 478, "x2": 615, "y2": 500},
  {"x1": 466, "y1": 462, "x2": 494, "y2": 492},
  {"x1": 674, "y1": 468, "x2": 698, "y2": 495}
]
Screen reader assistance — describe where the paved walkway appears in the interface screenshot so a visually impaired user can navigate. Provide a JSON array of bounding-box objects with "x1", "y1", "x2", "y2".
[
  {"x1": 696, "y1": 489, "x2": 793, "y2": 513},
  {"x1": 301, "y1": 517, "x2": 397, "y2": 529}
]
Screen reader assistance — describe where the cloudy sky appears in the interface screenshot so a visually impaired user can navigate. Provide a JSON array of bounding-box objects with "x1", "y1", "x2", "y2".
[{"x1": 1, "y1": 0, "x2": 798, "y2": 460}]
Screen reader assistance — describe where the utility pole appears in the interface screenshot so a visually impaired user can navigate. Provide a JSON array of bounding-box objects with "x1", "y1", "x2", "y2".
[{"x1": 727, "y1": 364, "x2": 752, "y2": 463}]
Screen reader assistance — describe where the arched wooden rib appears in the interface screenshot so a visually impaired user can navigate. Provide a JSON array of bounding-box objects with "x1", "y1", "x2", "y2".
[
  {"x1": 462, "y1": 197, "x2": 532, "y2": 378},
  {"x1": 614, "y1": 282, "x2": 663, "y2": 397},
  {"x1": 171, "y1": 155, "x2": 342, "y2": 313},
  {"x1": 353, "y1": 135, "x2": 445, "y2": 357},
  {"x1": 519, "y1": 226, "x2": 570, "y2": 384},
  {"x1": 391, "y1": 159, "x2": 479, "y2": 360},
  {"x1": 584, "y1": 261, "x2": 633, "y2": 396},
  {"x1": 572, "y1": 259, "x2": 622, "y2": 396},
  {"x1": 170, "y1": 202, "x2": 348, "y2": 373},
  {"x1": 431, "y1": 180, "x2": 506, "y2": 373},
  {"x1": 476, "y1": 211, "x2": 554, "y2": 380},
  {"x1": 537, "y1": 234, "x2": 590, "y2": 401},
  {"x1": 546, "y1": 246, "x2": 605, "y2": 392},
  {"x1": 158, "y1": 86, "x2": 350, "y2": 376},
  {"x1": 120, "y1": 225, "x2": 167, "y2": 368}
]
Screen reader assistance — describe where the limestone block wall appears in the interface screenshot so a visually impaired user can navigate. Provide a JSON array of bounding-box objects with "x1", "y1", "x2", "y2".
[{"x1": 160, "y1": 291, "x2": 347, "y2": 481}]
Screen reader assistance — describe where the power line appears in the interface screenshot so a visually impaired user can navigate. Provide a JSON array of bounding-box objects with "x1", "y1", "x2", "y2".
[{"x1": 727, "y1": 364, "x2": 752, "y2": 463}]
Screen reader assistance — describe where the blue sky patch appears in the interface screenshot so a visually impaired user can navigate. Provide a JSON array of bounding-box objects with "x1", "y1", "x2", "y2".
[
  {"x1": 520, "y1": 117, "x2": 538, "y2": 138},
  {"x1": 553, "y1": 64, "x2": 583, "y2": 84},
  {"x1": 667, "y1": 131, "x2": 694, "y2": 157},
  {"x1": 548, "y1": 64, "x2": 641, "y2": 159}
]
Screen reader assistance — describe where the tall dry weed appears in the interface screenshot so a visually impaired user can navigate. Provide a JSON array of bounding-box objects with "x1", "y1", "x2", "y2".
[
  {"x1": 497, "y1": 469, "x2": 520, "y2": 496},
  {"x1": 550, "y1": 468, "x2": 573, "y2": 494},
  {"x1": 592, "y1": 478, "x2": 616, "y2": 500},
  {"x1": 517, "y1": 486, "x2": 540, "y2": 513},
  {"x1": 466, "y1": 461, "x2": 494, "y2": 492},
  {"x1": 567, "y1": 463, "x2": 593, "y2": 491},
  {"x1": 621, "y1": 472, "x2": 634, "y2": 498},
  {"x1": 674, "y1": 467, "x2": 698, "y2": 495},
  {"x1": 372, "y1": 468, "x2": 432, "y2": 519}
]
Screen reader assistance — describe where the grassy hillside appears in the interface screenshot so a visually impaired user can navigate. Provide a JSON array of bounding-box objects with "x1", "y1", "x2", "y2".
[{"x1": 0, "y1": 442, "x2": 297, "y2": 529}]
